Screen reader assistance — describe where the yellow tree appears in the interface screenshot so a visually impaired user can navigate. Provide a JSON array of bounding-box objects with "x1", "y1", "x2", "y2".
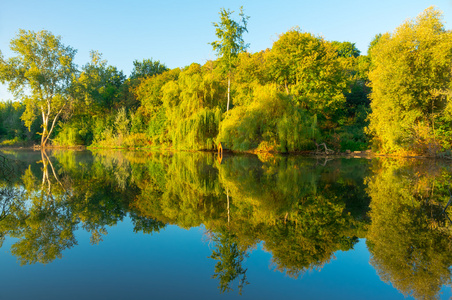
[
  {"x1": 366, "y1": 160, "x2": 452, "y2": 299},
  {"x1": 367, "y1": 7, "x2": 452, "y2": 154},
  {"x1": 0, "y1": 30, "x2": 77, "y2": 147}
]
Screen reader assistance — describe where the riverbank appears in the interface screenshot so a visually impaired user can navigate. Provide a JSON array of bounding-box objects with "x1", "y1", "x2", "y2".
[{"x1": 3, "y1": 144, "x2": 452, "y2": 160}]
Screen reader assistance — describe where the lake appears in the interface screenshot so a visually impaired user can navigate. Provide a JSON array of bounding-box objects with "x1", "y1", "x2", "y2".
[{"x1": 0, "y1": 149, "x2": 451, "y2": 300}]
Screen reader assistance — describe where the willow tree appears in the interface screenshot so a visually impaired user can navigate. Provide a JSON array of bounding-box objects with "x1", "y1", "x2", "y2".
[
  {"x1": 210, "y1": 7, "x2": 249, "y2": 112},
  {"x1": 0, "y1": 30, "x2": 77, "y2": 147}
]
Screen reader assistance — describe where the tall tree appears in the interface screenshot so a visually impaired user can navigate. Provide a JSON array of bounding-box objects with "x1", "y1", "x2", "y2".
[
  {"x1": 210, "y1": 7, "x2": 249, "y2": 111},
  {"x1": 0, "y1": 30, "x2": 77, "y2": 147},
  {"x1": 267, "y1": 28, "x2": 348, "y2": 119},
  {"x1": 76, "y1": 51, "x2": 126, "y2": 114},
  {"x1": 367, "y1": 7, "x2": 452, "y2": 154}
]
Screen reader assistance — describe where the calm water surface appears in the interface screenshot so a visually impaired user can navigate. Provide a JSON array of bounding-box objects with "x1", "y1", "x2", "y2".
[{"x1": 0, "y1": 149, "x2": 451, "y2": 300}]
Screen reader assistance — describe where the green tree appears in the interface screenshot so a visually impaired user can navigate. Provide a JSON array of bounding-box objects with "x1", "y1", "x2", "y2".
[
  {"x1": 160, "y1": 63, "x2": 222, "y2": 150},
  {"x1": 0, "y1": 30, "x2": 77, "y2": 147},
  {"x1": 331, "y1": 41, "x2": 371, "y2": 151},
  {"x1": 210, "y1": 7, "x2": 250, "y2": 111},
  {"x1": 233, "y1": 51, "x2": 270, "y2": 107},
  {"x1": 75, "y1": 51, "x2": 126, "y2": 115},
  {"x1": 217, "y1": 83, "x2": 320, "y2": 152},
  {"x1": 267, "y1": 28, "x2": 348, "y2": 121},
  {"x1": 367, "y1": 7, "x2": 452, "y2": 154},
  {"x1": 331, "y1": 41, "x2": 361, "y2": 58},
  {"x1": 0, "y1": 100, "x2": 36, "y2": 144},
  {"x1": 56, "y1": 51, "x2": 127, "y2": 146},
  {"x1": 130, "y1": 58, "x2": 168, "y2": 80},
  {"x1": 134, "y1": 68, "x2": 180, "y2": 115}
]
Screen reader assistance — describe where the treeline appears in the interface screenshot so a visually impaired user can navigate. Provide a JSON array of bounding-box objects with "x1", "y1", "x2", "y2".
[
  {"x1": 1, "y1": 7, "x2": 452, "y2": 155},
  {"x1": 0, "y1": 101, "x2": 39, "y2": 145}
]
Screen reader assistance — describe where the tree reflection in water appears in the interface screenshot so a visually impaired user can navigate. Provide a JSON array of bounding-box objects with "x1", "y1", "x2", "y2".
[
  {"x1": 366, "y1": 159, "x2": 452, "y2": 299},
  {"x1": 208, "y1": 226, "x2": 249, "y2": 294},
  {"x1": 0, "y1": 150, "x2": 451, "y2": 297}
]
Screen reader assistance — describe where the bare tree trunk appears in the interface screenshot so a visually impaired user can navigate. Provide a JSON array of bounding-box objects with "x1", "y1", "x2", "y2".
[
  {"x1": 42, "y1": 106, "x2": 65, "y2": 147},
  {"x1": 40, "y1": 103, "x2": 65, "y2": 148},
  {"x1": 41, "y1": 106, "x2": 48, "y2": 147},
  {"x1": 41, "y1": 131, "x2": 46, "y2": 147}
]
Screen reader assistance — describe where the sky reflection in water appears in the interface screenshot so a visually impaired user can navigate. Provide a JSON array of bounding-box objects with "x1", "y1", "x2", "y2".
[{"x1": 0, "y1": 150, "x2": 451, "y2": 299}]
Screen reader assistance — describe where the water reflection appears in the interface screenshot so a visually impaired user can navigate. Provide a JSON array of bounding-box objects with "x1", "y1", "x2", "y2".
[
  {"x1": 208, "y1": 226, "x2": 249, "y2": 294},
  {"x1": 366, "y1": 159, "x2": 452, "y2": 299},
  {"x1": 0, "y1": 150, "x2": 451, "y2": 298}
]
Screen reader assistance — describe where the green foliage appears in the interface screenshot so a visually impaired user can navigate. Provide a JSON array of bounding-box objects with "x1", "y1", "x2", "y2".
[
  {"x1": 277, "y1": 109, "x2": 320, "y2": 152},
  {"x1": 267, "y1": 28, "x2": 348, "y2": 120},
  {"x1": 366, "y1": 159, "x2": 452, "y2": 299},
  {"x1": 233, "y1": 51, "x2": 271, "y2": 107},
  {"x1": 217, "y1": 84, "x2": 320, "y2": 152},
  {"x1": 134, "y1": 68, "x2": 180, "y2": 115},
  {"x1": 0, "y1": 100, "x2": 40, "y2": 145},
  {"x1": 53, "y1": 51, "x2": 129, "y2": 147},
  {"x1": 367, "y1": 7, "x2": 452, "y2": 155},
  {"x1": 367, "y1": 34, "x2": 382, "y2": 59},
  {"x1": 210, "y1": 7, "x2": 250, "y2": 74},
  {"x1": 54, "y1": 115, "x2": 94, "y2": 146},
  {"x1": 74, "y1": 51, "x2": 127, "y2": 114},
  {"x1": 130, "y1": 58, "x2": 168, "y2": 80},
  {"x1": 159, "y1": 63, "x2": 224, "y2": 150},
  {"x1": 89, "y1": 107, "x2": 134, "y2": 148},
  {"x1": 146, "y1": 106, "x2": 166, "y2": 141},
  {"x1": 209, "y1": 228, "x2": 249, "y2": 294},
  {"x1": 331, "y1": 41, "x2": 361, "y2": 58},
  {"x1": 0, "y1": 30, "x2": 77, "y2": 147},
  {"x1": 210, "y1": 6, "x2": 250, "y2": 111}
]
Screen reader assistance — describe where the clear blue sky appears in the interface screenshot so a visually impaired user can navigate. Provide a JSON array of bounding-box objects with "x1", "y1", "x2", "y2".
[{"x1": 1, "y1": 0, "x2": 452, "y2": 100}]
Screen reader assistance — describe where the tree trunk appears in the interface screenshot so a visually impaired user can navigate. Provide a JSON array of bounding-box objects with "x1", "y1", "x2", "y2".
[
  {"x1": 41, "y1": 108, "x2": 49, "y2": 148},
  {"x1": 41, "y1": 104, "x2": 65, "y2": 148}
]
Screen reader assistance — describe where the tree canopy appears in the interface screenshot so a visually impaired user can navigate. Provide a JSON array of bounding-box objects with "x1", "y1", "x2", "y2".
[
  {"x1": 0, "y1": 29, "x2": 77, "y2": 147},
  {"x1": 367, "y1": 7, "x2": 452, "y2": 155},
  {"x1": 2, "y1": 6, "x2": 452, "y2": 156},
  {"x1": 210, "y1": 6, "x2": 250, "y2": 111}
]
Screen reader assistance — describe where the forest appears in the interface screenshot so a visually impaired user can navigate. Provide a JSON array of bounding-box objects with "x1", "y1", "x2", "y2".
[{"x1": 0, "y1": 6, "x2": 451, "y2": 156}]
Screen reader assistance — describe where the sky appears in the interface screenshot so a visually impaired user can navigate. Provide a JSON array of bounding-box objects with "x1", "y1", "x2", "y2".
[{"x1": 1, "y1": 0, "x2": 452, "y2": 100}]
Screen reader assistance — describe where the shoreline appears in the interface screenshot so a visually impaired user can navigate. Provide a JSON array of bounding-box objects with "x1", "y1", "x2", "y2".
[{"x1": 0, "y1": 145, "x2": 448, "y2": 160}]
